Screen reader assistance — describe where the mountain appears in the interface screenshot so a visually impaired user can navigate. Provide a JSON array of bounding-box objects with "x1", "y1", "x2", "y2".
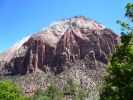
[
  {"x1": 0, "y1": 16, "x2": 120, "y2": 97},
  {"x1": 0, "y1": 16, "x2": 119, "y2": 75}
]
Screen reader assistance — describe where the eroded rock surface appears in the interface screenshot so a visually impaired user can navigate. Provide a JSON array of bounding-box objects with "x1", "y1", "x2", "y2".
[{"x1": 0, "y1": 16, "x2": 120, "y2": 75}]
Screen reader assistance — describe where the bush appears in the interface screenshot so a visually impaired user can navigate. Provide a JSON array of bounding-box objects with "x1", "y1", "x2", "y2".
[
  {"x1": 63, "y1": 78, "x2": 77, "y2": 95},
  {"x1": 0, "y1": 80, "x2": 26, "y2": 100},
  {"x1": 63, "y1": 78, "x2": 89, "y2": 100},
  {"x1": 30, "y1": 84, "x2": 63, "y2": 100},
  {"x1": 46, "y1": 84, "x2": 63, "y2": 100},
  {"x1": 72, "y1": 87, "x2": 89, "y2": 100}
]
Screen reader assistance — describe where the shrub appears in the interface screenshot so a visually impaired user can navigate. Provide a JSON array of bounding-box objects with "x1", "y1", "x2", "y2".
[
  {"x1": 30, "y1": 84, "x2": 63, "y2": 100},
  {"x1": 0, "y1": 80, "x2": 26, "y2": 100},
  {"x1": 64, "y1": 78, "x2": 89, "y2": 100},
  {"x1": 63, "y1": 78, "x2": 77, "y2": 95},
  {"x1": 46, "y1": 84, "x2": 63, "y2": 100}
]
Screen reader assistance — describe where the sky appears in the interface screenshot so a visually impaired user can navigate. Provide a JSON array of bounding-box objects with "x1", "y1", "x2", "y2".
[{"x1": 0, "y1": 0, "x2": 132, "y2": 52}]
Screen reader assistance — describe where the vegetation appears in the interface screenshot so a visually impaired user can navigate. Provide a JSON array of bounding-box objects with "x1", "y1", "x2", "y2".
[
  {"x1": 46, "y1": 84, "x2": 63, "y2": 100},
  {"x1": 63, "y1": 78, "x2": 89, "y2": 100},
  {"x1": 29, "y1": 84, "x2": 63, "y2": 100},
  {"x1": 0, "y1": 74, "x2": 89, "y2": 100},
  {"x1": 1, "y1": 3, "x2": 132, "y2": 100},
  {"x1": 0, "y1": 80, "x2": 26, "y2": 100},
  {"x1": 100, "y1": 3, "x2": 133, "y2": 100},
  {"x1": 72, "y1": 87, "x2": 89, "y2": 100},
  {"x1": 28, "y1": 78, "x2": 89, "y2": 100},
  {"x1": 63, "y1": 78, "x2": 77, "y2": 95},
  {"x1": 28, "y1": 89, "x2": 49, "y2": 100}
]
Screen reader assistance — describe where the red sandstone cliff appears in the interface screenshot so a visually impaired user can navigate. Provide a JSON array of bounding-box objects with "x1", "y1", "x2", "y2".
[{"x1": 0, "y1": 16, "x2": 120, "y2": 75}]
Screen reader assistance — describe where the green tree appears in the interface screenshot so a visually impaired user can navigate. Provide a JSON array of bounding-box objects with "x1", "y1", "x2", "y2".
[
  {"x1": 72, "y1": 87, "x2": 89, "y2": 100},
  {"x1": 46, "y1": 84, "x2": 63, "y2": 100},
  {"x1": 63, "y1": 78, "x2": 89, "y2": 100},
  {"x1": 30, "y1": 84, "x2": 63, "y2": 100},
  {"x1": 30, "y1": 78, "x2": 89, "y2": 100},
  {"x1": 63, "y1": 78, "x2": 77, "y2": 95},
  {"x1": 100, "y1": 3, "x2": 133, "y2": 100},
  {"x1": 28, "y1": 89, "x2": 49, "y2": 100},
  {"x1": 0, "y1": 80, "x2": 26, "y2": 100}
]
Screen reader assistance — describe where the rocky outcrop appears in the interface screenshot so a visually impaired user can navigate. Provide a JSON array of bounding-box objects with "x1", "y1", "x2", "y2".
[
  {"x1": 0, "y1": 16, "x2": 120, "y2": 75},
  {"x1": 8, "y1": 36, "x2": 56, "y2": 75},
  {"x1": 55, "y1": 28, "x2": 119, "y2": 71}
]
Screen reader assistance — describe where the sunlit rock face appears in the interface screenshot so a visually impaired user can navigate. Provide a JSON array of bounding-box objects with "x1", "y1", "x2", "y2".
[{"x1": 0, "y1": 16, "x2": 120, "y2": 75}]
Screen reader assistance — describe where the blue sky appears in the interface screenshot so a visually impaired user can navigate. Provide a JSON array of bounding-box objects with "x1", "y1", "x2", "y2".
[{"x1": 0, "y1": 0, "x2": 132, "y2": 52}]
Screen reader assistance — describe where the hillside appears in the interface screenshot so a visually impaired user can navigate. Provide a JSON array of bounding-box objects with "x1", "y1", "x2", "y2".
[{"x1": 0, "y1": 16, "x2": 120, "y2": 99}]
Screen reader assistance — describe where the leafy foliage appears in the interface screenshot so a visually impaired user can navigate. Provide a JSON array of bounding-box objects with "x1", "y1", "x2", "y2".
[
  {"x1": 63, "y1": 78, "x2": 89, "y2": 100},
  {"x1": 100, "y1": 2, "x2": 133, "y2": 100},
  {"x1": 28, "y1": 89, "x2": 49, "y2": 100},
  {"x1": 63, "y1": 78, "x2": 77, "y2": 95},
  {"x1": 46, "y1": 84, "x2": 63, "y2": 100},
  {"x1": 29, "y1": 78, "x2": 89, "y2": 100},
  {"x1": 72, "y1": 87, "x2": 89, "y2": 100},
  {"x1": 125, "y1": 3, "x2": 133, "y2": 21},
  {"x1": 29, "y1": 84, "x2": 63, "y2": 100},
  {"x1": 0, "y1": 80, "x2": 26, "y2": 100}
]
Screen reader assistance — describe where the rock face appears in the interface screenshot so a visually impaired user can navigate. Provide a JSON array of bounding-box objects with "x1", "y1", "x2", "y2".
[{"x1": 0, "y1": 16, "x2": 119, "y2": 75}]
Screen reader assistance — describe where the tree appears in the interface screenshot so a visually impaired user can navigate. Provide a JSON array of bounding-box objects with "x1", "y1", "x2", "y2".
[
  {"x1": 72, "y1": 87, "x2": 89, "y2": 100},
  {"x1": 30, "y1": 84, "x2": 63, "y2": 100},
  {"x1": 63, "y1": 78, "x2": 89, "y2": 100},
  {"x1": 28, "y1": 89, "x2": 49, "y2": 100},
  {"x1": 0, "y1": 80, "x2": 26, "y2": 100},
  {"x1": 100, "y1": 3, "x2": 133, "y2": 100},
  {"x1": 30, "y1": 78, "x2": 89, "y2": 100},
  {"x1": 46, "y1": 84, "x2": 63, "y2": 100},
  {"x1": 63, "y1": 78, "x2": 77, "y2": 95}
]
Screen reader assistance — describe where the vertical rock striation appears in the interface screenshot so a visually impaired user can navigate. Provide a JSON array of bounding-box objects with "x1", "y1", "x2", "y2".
[{"x1": 0, "y1": 16, "x2": 120, "y2": 75}]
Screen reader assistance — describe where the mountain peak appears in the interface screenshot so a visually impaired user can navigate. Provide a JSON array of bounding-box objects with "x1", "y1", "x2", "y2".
[
  {"x1": 73, "y1": 15, "x2": 89, "y2": 20},
  {"x1": 50, "y1": 16, "x2": 105, "y2": 30},
  {"x1": 41, "y1": 16, "x2": 105, "y2": 37}
]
